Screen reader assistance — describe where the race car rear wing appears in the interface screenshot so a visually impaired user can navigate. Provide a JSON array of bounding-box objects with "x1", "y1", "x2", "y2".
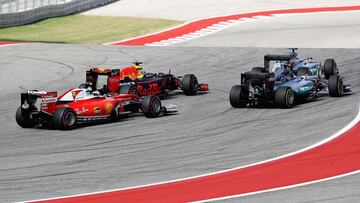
[
  {"x1": 264, "y1": 54, "x2": 293, "y2": 72},
  {"x1": 21, "y1": 91, "x2": 57, "y2": 114},
  {"x1": 86, "y1": 68, "x2": 121, "y2": 92}
]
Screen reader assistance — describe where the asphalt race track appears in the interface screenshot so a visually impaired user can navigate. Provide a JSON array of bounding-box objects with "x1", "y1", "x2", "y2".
[
  {"x1": 0, "y1": 44, "x2": 358, "y2": 202},
  {"x1": 175, "y1": 11, "x2": 360, "y2": 48}
]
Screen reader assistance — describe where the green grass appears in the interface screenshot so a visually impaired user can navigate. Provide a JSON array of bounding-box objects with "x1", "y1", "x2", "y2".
[{"x1": 0, "y1": 15, "x2": 182, "y2": 44}]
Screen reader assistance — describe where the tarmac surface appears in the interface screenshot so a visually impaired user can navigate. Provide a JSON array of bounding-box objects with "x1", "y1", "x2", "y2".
[
  {"x1": 0, "y1": 44, "x2": 359, "y2": 202},
  {"x1": 83, "y1": 0, "x2": 360, "y2": 21},
  {"x1": 175, "y1": 11, "x2": 360, "y2": 48}
]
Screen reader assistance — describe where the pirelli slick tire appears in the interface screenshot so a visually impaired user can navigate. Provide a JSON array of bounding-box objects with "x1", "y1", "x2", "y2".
[
  {"x1": 275, "y1": 86, "x2": 295, "y2": 108},
  {"x1": 119, "y1": 84, "x2": 139, "y2": 96},
  {"x1": 182, "y1": 74, "x2": 198, "y2": 95},
  {"x1": 324, "y1": 59, "x2": 338, "y2": 79},
  {"x1": 142, "y1": 95, "x2": 162, "y2": 118},
  {"x1": 16, "y1": 106, "x2": 36, "y2": 128},
  {"x1": 328, "y1": 75, "x2": 343, "y2": 97},
  {"x1": 229, "y1": 85, "x2": 248, "y2": 108},
  {"x1": 53, "y1": 107, "x2": 77, "y2": 130}
]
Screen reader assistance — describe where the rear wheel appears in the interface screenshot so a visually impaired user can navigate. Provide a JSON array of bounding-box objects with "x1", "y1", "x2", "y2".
[
  {"x1": 119, "y1": 84, "x2": 139, "y2": 96},
  {"x1": 324, "y1": 59, "x2": 338, "y2": 79},
  {"x1": 141, "y1": 95, "x2": 162, "y2": 118},
  {"x1": 16, "y1": 106, "x2": 36, "y2": 128},
  {"x1": 53, "y1": 107, "x2": 77, "y2": 130},
  {"x1": 229, "y1": 85, "x2": 248, "y2": 108},
  {"x1": 182, "y1": 74, "x2": 198, "y2": 95},
  {"x1": 328, "y1": 75, "x2": 343, "y2": 97},
  {"x1": 275, "y1": 86, "x2": 295, "y2": 108}
]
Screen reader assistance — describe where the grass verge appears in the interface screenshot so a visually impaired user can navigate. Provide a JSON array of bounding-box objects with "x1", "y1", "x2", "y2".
[{"x1": 0, "y1": 14, "x2": 182, "y2": 44}]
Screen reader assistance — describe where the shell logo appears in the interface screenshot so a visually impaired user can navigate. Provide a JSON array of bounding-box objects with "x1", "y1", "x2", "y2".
[{"x1": 105, "y1": 103, "x2": 114, "y2": 114}]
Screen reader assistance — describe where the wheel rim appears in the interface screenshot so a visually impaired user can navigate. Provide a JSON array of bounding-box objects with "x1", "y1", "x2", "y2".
[
  {"x1": 153, "y1": 99, "x2": 161, "y2": 113},
  {"x1": 64, "y1": 112, "x2": 76, "y2": 126},
  {"x1": 130, "y1": 87, "x2": 138, "y2": 96},
  {"x1": 286, "y1": 90, "x2": 295, "y2": 106},
  {"x1": 191, "y1": 76, "x2": 198, "y2": 91},
  {"x1": 338, "y1": 79, "x2": 343, "y2": 95}
]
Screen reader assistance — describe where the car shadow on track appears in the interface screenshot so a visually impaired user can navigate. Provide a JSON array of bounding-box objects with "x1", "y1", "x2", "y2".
[
  {"x1": 32, "y1": 111, "x2": 178, "y2": 131},
  {"x1": 240, "y1": 91, "x2": 354, "y2": 109}
]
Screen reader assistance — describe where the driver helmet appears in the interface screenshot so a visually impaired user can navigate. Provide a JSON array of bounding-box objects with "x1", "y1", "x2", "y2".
[
  {"x1": 134, "y1": 64, "x2": 142, "y2": 70},
  {"x1": 134, "y1": 65, "x2": 144, "y2": 79},
  {"x1": 288, "y1": 59, "x2": 296, "y2": 70}
]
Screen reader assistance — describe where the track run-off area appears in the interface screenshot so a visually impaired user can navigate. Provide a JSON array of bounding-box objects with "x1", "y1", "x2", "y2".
[
  {"x1": 108, "y1": 6, "x2": 360, "y2": 47},
  {"x1": 0, "y1": 4, "x2": 359, "y2": 203}
]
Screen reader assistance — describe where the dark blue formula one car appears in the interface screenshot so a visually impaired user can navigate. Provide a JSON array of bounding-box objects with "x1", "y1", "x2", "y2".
[{"x1": 230, "y1": 48, "x2": 351, "y2": 108}]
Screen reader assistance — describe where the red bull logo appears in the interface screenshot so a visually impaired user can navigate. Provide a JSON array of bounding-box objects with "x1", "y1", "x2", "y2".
[
  {"x1": 120, "y1": 66, "x2": 139, "y2": 81},
  {"x1": 137, "y1": 83, "x2": 161, "y2": 96}
]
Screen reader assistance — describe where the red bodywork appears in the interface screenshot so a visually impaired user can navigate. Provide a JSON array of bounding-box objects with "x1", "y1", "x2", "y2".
[{"x1": 40, "y1": 89, "x2": 139, "y2": 119}]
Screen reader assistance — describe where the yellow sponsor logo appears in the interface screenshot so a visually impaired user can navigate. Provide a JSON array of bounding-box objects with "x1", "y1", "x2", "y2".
[
  {"x1": 94, "y1": 107, "x2": 101, "y2": 115},
  {"x1": 105, "y1": 103, "x2": 114, "y2": 114}
]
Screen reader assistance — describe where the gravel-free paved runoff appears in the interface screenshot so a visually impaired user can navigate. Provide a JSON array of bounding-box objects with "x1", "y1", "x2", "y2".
[
  {"x1": 83, "y1": 0, "x2": 360, "y2": 21},
  {"x1": 0, "y1": 44, "x2": 359, "y2": 202}
]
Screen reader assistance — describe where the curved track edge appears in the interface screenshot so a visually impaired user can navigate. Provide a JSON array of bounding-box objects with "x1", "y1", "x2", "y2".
[
  {"x1": 106, "y1": 5, "x2": 360, "y2": 46},
  {"x1": 26, "y1": 103, "x2": 360, "y2": 203}
]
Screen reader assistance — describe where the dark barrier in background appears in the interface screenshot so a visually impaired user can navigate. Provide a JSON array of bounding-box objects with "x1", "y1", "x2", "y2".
[{"x1": 0, "y1": 0, "x2": 117, "y2": 28}]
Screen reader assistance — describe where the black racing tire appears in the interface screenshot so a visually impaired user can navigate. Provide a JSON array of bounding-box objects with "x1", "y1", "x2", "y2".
[
  {"x1": 110, "y1": 106, "x2": 119, "y2": 121},
  {"x1": 53, "y1": 107, "x2": 77, "y2": 130},
  {"x1": 324, "y1": 59, "x2": 337, "y2": 79},
  {"x1": 141, "y1": 95, "x2": 162, "y2": 118},
  {"x1": 251, "y1": 67, "x2": 266, "y2": 73},
  {"x1": 328, "y1": 75, "x2": 343, "y2": 97},
  {"x1": 229, "y1": 85, "x2": 248, "y2": 108},
  {"x1": 119, "y1": 84, "x2": 139, "y2": 96},
  {"x1": 296, "y1": 67, "x2": 311, "y2": 76},
  {"x1": 182, "y1": 74, "x2": 198, "y2": 95},
  {"x1": 16, "y1": 106, "x2": 36, "y2": 128},
  {"x1": 274, "y1": 86, "x2": 295, "y2": 108}
]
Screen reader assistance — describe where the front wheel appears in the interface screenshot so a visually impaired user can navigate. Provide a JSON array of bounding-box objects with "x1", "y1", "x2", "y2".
[
  {"x1": 182, "y1": 74, "x2": 198, "y2": 95},
  {"x1": 229, "y1": 85, "x2": 248, "y2": 108},
  {"x1": 324, "y1": 59, "x2": 338, "y2": 79},
  {"x1": 53, "y1": 107, "x2": 77, "y2": 130},
  {"x1": 141, "y1": 95, "x2": 162, "y2": 118},
  {"x1": 274, "y1": 86, "x2": 295, "y2": 108},
  {"x1": 328, "y1": 75, "x2": 343, "y2": 97},
  {"x1": 16, "y1": 106, "x2": 36, "y2": 128}
]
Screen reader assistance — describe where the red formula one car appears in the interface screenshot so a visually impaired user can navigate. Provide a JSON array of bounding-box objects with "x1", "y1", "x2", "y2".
[
  {"x1": 16, "y1": 69, "x2": 176, "y2": 130},
  {"x1": 117, "y1": 62, "x2": 209, "y2": 97}
]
